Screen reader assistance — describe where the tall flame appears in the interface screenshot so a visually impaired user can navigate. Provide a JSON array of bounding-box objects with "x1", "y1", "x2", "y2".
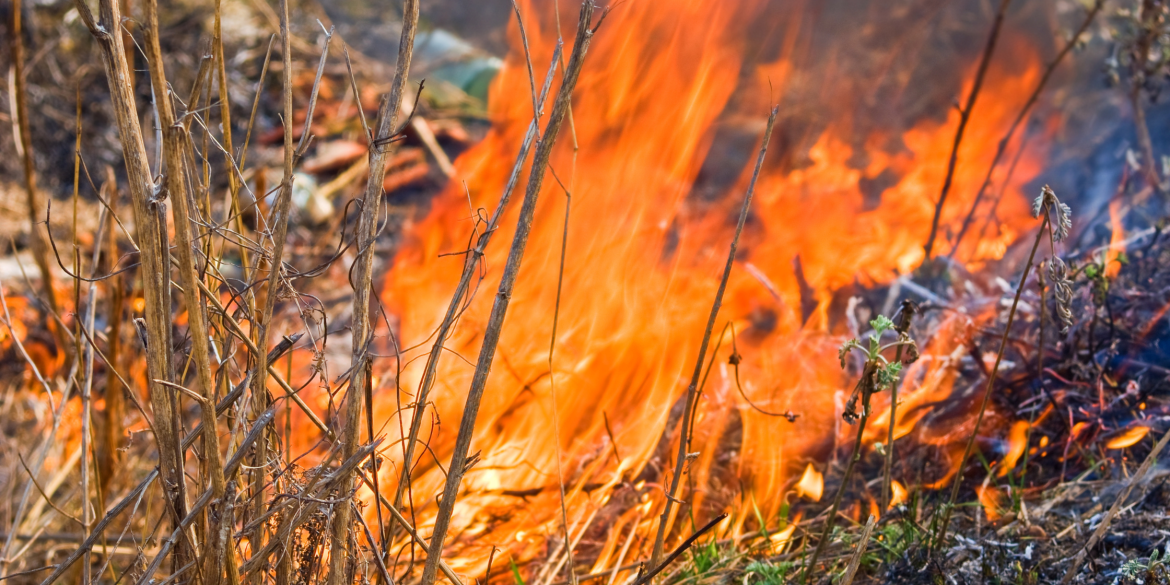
[{"x1": 341, "y1": 0, "x2": 1053, "y2": 574}]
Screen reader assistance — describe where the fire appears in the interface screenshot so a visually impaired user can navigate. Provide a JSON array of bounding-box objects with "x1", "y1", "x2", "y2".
[
  {"x1": 333, "y1": 0, "x2": 1054, "y2": 573},
  {"x1": 795, "y1": 463, "x2": 824, "y2": 502},
  {"x1": 976, "y1": 485, "x2": 1006, "y2": 522},
  {"x1": 1106, "y1": 426, "x2": 1150, "y2": 450},
  {"x1": 1105, "y1": 199, "x2": 1125, "y2": 279},
  {"x1": 769, "y1": 524, "x2": 798, "y2": 554},
  {"x1": 998, "y1": 420, "x2": 1030, "y2": 477},
  {"x1": 889, "y1": 480, "x2": 908, "y2": 509}
]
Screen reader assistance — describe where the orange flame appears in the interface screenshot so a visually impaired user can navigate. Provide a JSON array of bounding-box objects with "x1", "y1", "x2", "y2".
[
  {"x1": 795, "y1": 462, "x2": 824, "y2": 502},
  {"x1": 1106, "y1": 426, "x2": 1150, "y2": 450},
  {"x1": 335, "y1": 0, "x2": 1055, "y2": 571},
  {"x1": 997, "y1": 420, "x2": 1030, "y2": 477},
  {"x1": 769, "y1": 524, "x2": 798, "y2": 554},
  {"x1": 976, "y1": 485, "x2": 1005, "y2": 522},
  {"x1": 1105, "y1": 199, "x2": 1125, "y2": 279},
  {"x1": 889, "y1": 480, "x2": 908, "y2": 509}
]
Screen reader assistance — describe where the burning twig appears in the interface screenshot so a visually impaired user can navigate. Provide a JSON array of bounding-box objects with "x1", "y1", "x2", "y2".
[
  {"x1": 420, "y1": 5, "x2": 598, "y2": 583},
  {"x1": 649, "y1": 105, "x2": 781, "y2": 570},
  {"x1": 922, "y1": 0, "x2": 1013, "y2": 262},
  {"x1": 935, "y1": 185, "x2": 1070, "y2": 552},
  {"x1": 332, "y1": 0, "x2": 419, "y2": 580}
]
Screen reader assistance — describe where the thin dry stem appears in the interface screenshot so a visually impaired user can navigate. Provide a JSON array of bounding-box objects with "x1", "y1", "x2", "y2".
[
  {"x1": 330, "y1": 0, "x2": 419, "y2": 581},
  {"x1": 839, "y1": 515, "x2": 877, "y2": 585},
  {"x1": 934, "y1": 213, "x2": 1049, "y2": 550},
  {"x1": 1061, "y1": 426, "x2": 1170, "y2": 582},
  {"x1": 880, "y1": 300, "x2": 915, "y2": 513},
  {"x1": 71, "y1": 0, "x2": 190, "y2": 572},
  {"x1": 802, "y1": 363, "x2": 877, "y2": 584},
  {"x1": 391, "y1": 40, "x2": 562, "y2": 515},
  {"x1": 9, "y1": 0, "x2": 63, "y2": 344},
  {"x1": 922, "y1": 0, "x2": 1012, "y2": 261},
  {"x1": 420, "y1": 6, "x2": 597, "y2": 583},
  {"x1": 244, "y1": 0, "x2": 301, "y2": 575},
  {"x1": 650, "y1": 105, "x2": 780, "y2": 570},
  {"x1": 947, "y1": 0, "x2": 1103, "y2": 258},
  {"x1": 141, "y1": 0, "x2": 230, "y2": 582}
]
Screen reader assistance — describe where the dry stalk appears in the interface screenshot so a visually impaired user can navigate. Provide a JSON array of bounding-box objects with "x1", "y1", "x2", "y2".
[
  {"x1": 8, "y1": 0, "x2": 63, "y2": 343},
  {"x1": 1128, "y1": 0, "x2": 1166, "y2": 197},
  {"x1": 329, "y1": 0, "x2": 418, "y2": 581},
  {"x1": 649, "y1": 106, "x2": 780, "y2": 570},
  {"x1": 802, "y1": 363, "x2": 877, "y2": 584},
  {"x1": 71, "y1": 0, "x2": 191, "y2": 572},
  {"x1": 36, "y1": 472, "x2": 160, "y2": 585},
  {"x1": 97, "y1": 168, "x2": 125, "y2": 499},
  {"x1": 1061, "y1": 427, "x2": 1170, "y2": 582},
  {"x1": 934, "y1": 198, "x2": 1054, "y2": 551},
  {"x1": 37, "y1": 332, "x2": 297, "y2": 585},
  {"x1": 922, "y1": 0, "x2": 1012, "y2": 261},
  {"x1": 354, "y1": 470, "x2": 464, "y2": 585},
  {"x1": 75, "y1": 208, "x2": 111, "y2": 585},
  {"x1": 240, "y1": 441, "x2": 379, "y2": 578},
  {"x1": 213, "y1": 0, "x2": 253, "y2": 289},
  {"x1": 391, "y1": 39, "x2": 561, "y2": 513},
  {"x1": 633, "y1": 514, "x2": 727, "y2": 585},
  {"x1": 947, "y1": 0, "x2": 1103, "y2": 259},
  {"x1": 419, "y1": 5, "x2": 598, "y2": 584},
  {"x1": 245, "y1": 0, "x2": 299, "y2": 574},
  {"x1": 839, "y1": 515, "x2": 877, "y2": 585},
  {"x1": 516, "y1": 1, "x2": 578, "y2": 580},
  {"x1": 140, "y1": 0, "x2": 230, "y2": 582},
  {"x1": 135, "y1": 409, "x2": 277, "y2": 585},
  {"x1": 192, "y1": 277, "x2": 331, "y2": 436}
]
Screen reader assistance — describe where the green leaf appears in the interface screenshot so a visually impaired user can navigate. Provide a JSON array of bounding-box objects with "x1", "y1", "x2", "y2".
[
  {"x1": 871, "y1": 314, "x2": 895, "y2": 336},
  {"x1": 877, "y1": 362, "x2": 903, "y2": 390},
  {"x1": 838, "y1": 339, "x2": 862, "y2": 368},
  {"x1": 510, "y1": 556, "x2": 526, "y2": 585},
  {"x1": 751, "y1": 496, "x2": 769, "y2": 538}
]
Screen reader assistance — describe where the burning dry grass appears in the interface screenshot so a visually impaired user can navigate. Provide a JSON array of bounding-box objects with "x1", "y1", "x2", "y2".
[{"x1": 2, "y1": 0, "x2": 1170, "y2": 584}]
